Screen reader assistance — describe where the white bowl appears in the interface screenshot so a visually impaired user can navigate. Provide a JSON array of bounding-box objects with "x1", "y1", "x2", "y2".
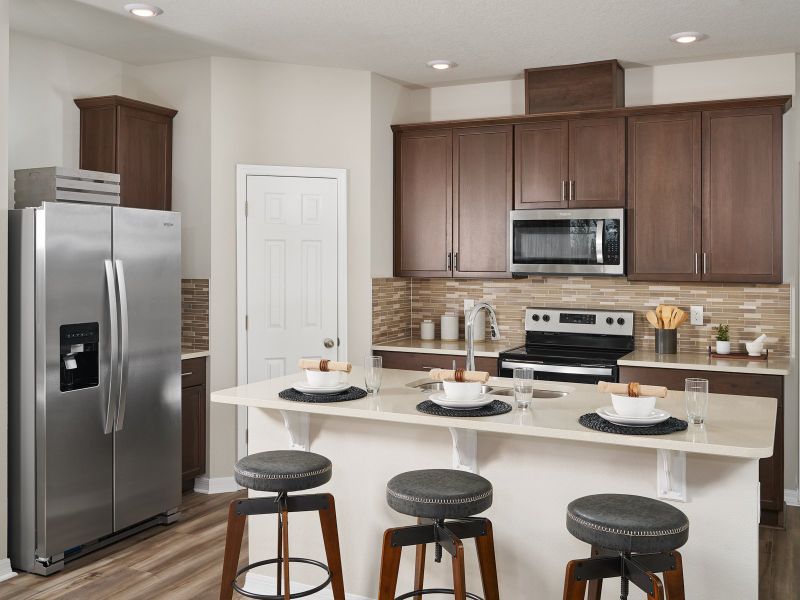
[
  {"x1": 305, "y1": 369, "x2": 344, "y2": 387},
  {"x1": 611, "y1": 394, "x2": 657, "y2": 418},
  {"x1": 745, "y1": 341, "x2": 764, "y2": 357},
  {"x1": 442, "y1": 380, "x2": 482, "y2": 401}
]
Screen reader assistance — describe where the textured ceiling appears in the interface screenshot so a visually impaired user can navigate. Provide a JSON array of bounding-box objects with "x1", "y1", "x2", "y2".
[{"x1": 12, "y1": 0, "x2": 800, "y2": 86}]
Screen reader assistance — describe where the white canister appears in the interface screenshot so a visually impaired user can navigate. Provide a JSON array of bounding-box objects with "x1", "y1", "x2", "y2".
[
  {"x1": 440, "y1": 313, "x2": 459, "y2": 341},
  {"x1": 420, "y1": 320, "x2": 435, "y2": 340},
  {"x1": 466, "y1": 308, "x2": 486, "y2": 341}
]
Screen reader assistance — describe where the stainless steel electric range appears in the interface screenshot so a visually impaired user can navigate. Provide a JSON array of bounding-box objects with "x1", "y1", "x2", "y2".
[{"x1": 498, "y1": 307, "x2": 634, "y2": 384}]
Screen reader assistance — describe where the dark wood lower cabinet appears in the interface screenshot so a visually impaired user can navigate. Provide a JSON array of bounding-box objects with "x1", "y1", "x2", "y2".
[
  {"x1": 373, "y1": 350, "x2": 498, "y2": 377},
  {"x1": 181, "y1": 357, "x2": 207, "y2": 492},
  {"x1": 619, "y1": 366, "x2": 784, "y2": 526}
]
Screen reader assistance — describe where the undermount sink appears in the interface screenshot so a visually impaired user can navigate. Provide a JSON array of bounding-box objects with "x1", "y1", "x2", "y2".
[
  {"x1": 412, "y1": 381, "x2": 494, "y2": 394},
  {"x1": 410, "y1": 380, "x2": 567, "y2": 399}
]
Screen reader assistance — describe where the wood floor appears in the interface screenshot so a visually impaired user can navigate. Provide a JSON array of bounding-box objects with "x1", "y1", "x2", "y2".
[{"x1": 1, "y1": 493, "x2": 797, "y2": 599}]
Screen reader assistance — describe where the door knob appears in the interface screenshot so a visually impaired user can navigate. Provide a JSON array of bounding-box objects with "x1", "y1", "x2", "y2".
[{"x1": 323, "y1": 338, "x2": 335, "y2": 349}]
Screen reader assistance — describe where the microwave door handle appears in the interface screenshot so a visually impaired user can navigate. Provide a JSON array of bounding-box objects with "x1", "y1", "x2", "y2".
[
  {"x1": 595, "y1": 220, "x2": 604, "y2": 264},
  {"x1": 104, "y1": 260, "x2": 119, "y2": 435}
]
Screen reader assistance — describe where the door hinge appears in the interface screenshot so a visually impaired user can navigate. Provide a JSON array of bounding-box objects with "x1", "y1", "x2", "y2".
[
  {"x1": 245, "y1": 315, "x2": 249, "y2": 330},
  {"x1": 244, "y1": 200, "x2": 248, "y2": 218},
  {"x1": 245, "y1": 429, "x2": 248, "y2": 445}
]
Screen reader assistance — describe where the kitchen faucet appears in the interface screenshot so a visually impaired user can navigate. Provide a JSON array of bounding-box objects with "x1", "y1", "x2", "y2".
[{"x1": 465, "y1": 302, "x2": 500, "y2": 371}]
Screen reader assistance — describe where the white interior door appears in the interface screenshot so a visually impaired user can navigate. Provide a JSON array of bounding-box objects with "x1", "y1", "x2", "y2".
[{"x1": 246, "y1": 175, "x2": 340, "y2": 384}]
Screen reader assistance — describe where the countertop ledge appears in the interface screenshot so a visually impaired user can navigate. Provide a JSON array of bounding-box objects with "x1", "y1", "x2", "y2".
[
  {"x1": 212, "y1": 367, "x2": 776, "y2": 460},
  {"x1": 372, "y1": 337, "x2": 518, "y2": 358},
  {"x1": 619, "y1": 350, "x2": 791, "y2": 376},
  {"x1": 182, "y1": 349, "x2": 210, "y2": 360}
]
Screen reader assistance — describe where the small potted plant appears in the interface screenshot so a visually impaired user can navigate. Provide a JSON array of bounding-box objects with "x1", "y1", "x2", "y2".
[{"x1": 714, "y1": 323, "x2": 731, "y2": 354}]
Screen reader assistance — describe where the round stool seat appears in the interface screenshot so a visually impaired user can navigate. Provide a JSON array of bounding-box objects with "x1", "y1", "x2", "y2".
[
  {"x1": 567, "y1": 494, "x2": 689, "y2": 554},
  {"x1": 234, "y1": 450, "x2": 332, "y2": 493},
  {"x1": 386, "y1": 469, "x2": 492, "y2": 519}
]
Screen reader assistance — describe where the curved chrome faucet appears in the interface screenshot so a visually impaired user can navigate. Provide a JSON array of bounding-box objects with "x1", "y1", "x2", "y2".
[{"x1": 465, "y1": 302, "x2": 500, "y2": 371}]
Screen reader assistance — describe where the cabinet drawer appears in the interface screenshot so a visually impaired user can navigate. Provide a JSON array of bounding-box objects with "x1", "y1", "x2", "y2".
[
  {"x1": 181, "y1": 357, "x2": 206, "y2": 388},
  {"x1": 373, "y1": 350, "x2": 498, "y2": 376}
]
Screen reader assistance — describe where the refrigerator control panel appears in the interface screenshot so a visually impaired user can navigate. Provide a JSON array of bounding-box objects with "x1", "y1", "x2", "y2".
[{"x1": 60, "y1": 322, "x2": 99, "y2": 392}]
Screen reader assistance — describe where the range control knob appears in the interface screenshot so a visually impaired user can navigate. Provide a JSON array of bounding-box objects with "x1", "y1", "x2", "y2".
[
  {"x1": 617, "y1": 317, "x2": 626, "y2": 325},
  {"x1": 531, "y1": 314, "x2": 540, "y2": 322},
  {"x1": 542, "y1": 314, "x2": 550, "y2": 322},
  {"x1": 606, "y1": 317, "x2": 614, "y2": 325}
]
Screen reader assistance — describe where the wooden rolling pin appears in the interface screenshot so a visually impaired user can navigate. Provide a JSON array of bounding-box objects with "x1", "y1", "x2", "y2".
[
  {"x1": 298, "y1": 358, "x2": 352, "y2": 373},
  {"x1": 597, "y1": 381, "x2": 668, "y2": 399},
  {"x1": 429, "y1": 368, "x2": 490, "y2": 384}
]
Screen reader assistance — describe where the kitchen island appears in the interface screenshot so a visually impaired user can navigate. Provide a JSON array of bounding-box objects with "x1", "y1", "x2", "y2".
[{"x1": 213, "y1": 367, "x2": 776, "y2": 600}]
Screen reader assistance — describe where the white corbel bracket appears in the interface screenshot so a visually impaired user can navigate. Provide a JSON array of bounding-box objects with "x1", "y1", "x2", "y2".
[
  {"x1": 449, "y1": 428, "x2": 478, "y2": 473},
  {"x1": 657, "y1": 449, "x2": 687, "y2": 502},
  {"x1": 280, "y1": 410, "x2": 310, "y2": 451}
]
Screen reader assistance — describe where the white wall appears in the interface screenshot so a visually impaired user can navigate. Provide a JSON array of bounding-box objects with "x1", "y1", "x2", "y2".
[
  {"x1": 122, "y1": 59, "x2": 212, "y2": 279},
  {"x1": 0, "y1": 0, "x2": 10, "y2": 576}
]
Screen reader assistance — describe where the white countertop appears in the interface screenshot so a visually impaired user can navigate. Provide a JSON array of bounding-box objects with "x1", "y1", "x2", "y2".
[
  {"x1": 372, "y1": 337, "x2": 518, "y2": 358},
  {"x1": 213, "y1": 367, "x2": 776, "y2": 459},
  {"x1": 181, "y1": 349, "x2": 210, "y2": 360},
  {"x1": 619, "y1": 350, "x2": 790, "y2": 376}
]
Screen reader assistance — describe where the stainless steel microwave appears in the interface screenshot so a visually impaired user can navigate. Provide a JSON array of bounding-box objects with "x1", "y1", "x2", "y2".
[{"x1": 509, "y1": 208, "x2": 625, "y2": 275}]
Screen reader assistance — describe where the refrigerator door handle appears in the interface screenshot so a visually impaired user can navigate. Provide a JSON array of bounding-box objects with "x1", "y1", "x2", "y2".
[
  {"x1": 104, "y1": 260, "x2": 119, "y2": 435},
  {"x1": 114, "y1": 259, "x2": 130, "y2": 431}
]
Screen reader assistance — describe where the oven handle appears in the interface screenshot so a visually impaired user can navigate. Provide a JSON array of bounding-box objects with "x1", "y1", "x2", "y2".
[
  {"x1": 595, "y1": 219, "x2": 604, "y2": 264},
  {"x1": 501, "y1": 361, "x2": 614, "y2": 377}
]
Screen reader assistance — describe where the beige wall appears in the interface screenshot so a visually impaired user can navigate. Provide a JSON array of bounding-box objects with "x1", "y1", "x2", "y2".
[{"x1": 0, "y1": 0, "x2": 9, "y2": 570}]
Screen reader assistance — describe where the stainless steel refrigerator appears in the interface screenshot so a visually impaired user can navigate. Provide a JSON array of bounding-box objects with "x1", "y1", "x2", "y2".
[{"x1": 9, "y1": 201, "x2": 182, "y2": 575}]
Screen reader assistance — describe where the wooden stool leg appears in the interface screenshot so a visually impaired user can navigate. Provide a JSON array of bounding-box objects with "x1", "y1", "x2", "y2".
[
  {"x1": 475, "y1": 519, "x2": 500, "y2": 600},
  {"x1": 451, "y1": 538, "x2": 467, "y2": 600},
  {"x1": 318, "y1": 494, "x2": 346, "y2": 600},
  {"x1": 586, "y1": 545, "x2": 603, "y2": 600},
  {"x1": 377, "y1": 529, "x2": 403, "y2": 600},
  {"x1": 647, "y1": 573, "x2": 665, "y2": 600},
  {"x1": 663, "y1": 551, "x2": 686, "y2": 600},
  {"x1": 281, "y1": 509, "x2": 291, "y2": 600},
  {"x1": 562, "y1": 560, "x2": 588, "y2": 600},
  {"x1": 219, "y1": 500, "x2": 246, "y2": 600},
  {"x1": 413, "y1": 521, "x2": 426, "y2": 600}
]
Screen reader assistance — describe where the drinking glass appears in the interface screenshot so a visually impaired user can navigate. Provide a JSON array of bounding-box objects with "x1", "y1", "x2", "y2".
[
  {"x1": 364, "y1": 356, "x2": 383, "y2": 395},
  {"x1": 685, "y1": 378, "x2": 709, "y2": 424},
  {"x1": 513, "y1": 367, "x2": 535, "y2": 409}
]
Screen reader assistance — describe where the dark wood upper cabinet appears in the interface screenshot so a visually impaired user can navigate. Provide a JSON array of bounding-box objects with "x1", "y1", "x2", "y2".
[
  {"x1": 514, "y1": 121, "x2": 569, "y2": 209},
  {"x1": 568, "y1": 117, "x2": 626, "y2": 208},
  {"x1": 524, "y1": 60, "x2": 625, "y2": 114},
  {"x1": 453, "y1": 125, "x2": 513, "y2": 277},
  {"x1": 628, "y1": 112, "x2": 702, "y2": 281},
  {"x1": 394, "y1": 129, "x2": 453, "y2": 277},
  {"x1": 702, "y1": 107, "x2": 783, "y2": 283},
  {"x1": 75, "y1": 96, "x2": 177, "y2": 212}
]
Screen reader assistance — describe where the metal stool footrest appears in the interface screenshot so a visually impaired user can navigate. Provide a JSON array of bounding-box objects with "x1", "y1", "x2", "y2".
[
  {"x1": 232, "y1": 556, "x2": 332, "y2": 600},
  {"x1": 395, "y1": 588, "x2": 483, "y2": 600}
]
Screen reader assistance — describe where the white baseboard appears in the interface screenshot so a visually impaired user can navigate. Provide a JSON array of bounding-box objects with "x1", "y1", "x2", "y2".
[
  {"x1": 785, "y1": 488, "x2": 800, "y2": 507},
  {"x1": 245, "y1": 572, "x2": 373, "y2": 600},
  {"x1": 193, "y1": 476, "x2": 242, "y2": 494},
  {"x1": 0, "y1": 558, "x2": 17, "y2": 583}
]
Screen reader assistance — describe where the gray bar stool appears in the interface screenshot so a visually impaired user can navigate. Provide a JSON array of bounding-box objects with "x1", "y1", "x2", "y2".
[
  {"x1": 562, "y1": 494, "x2": 689, "y2": 600},
  {"x1": 219, "y1": 450, "x2": 345, "y2": 600},
  {"x1": 377, "y1": 468, "x2": 500, "y2": 600}
]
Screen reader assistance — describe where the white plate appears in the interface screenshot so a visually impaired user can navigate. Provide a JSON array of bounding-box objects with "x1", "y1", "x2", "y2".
[
  {"x1": 429, "y1": 392, "x2": 493, "y2": 410},
  {"x1": 292, "y1": 381, "x2": 350, "y2": 395},
  {"x1": 596, "y1": 406, "x2": 670, "y2": 426}
]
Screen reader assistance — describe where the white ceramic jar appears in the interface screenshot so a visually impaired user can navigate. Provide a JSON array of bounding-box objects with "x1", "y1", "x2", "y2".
[
  {"x1": 440, "y1": 313, "x2": 459, "y2": 341},
  {"x1": 420, "y1": 320, "x2": 435, "y2": 340}
]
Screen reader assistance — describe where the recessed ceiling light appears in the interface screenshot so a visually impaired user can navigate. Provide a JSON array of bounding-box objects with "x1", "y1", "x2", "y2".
[
  {"x1": 427, "y1": 60, "x2": 457, "y2": 70},
  {"x1": 670, "y1": 31, "x2": 707, "y2": 44},
  {"x1": 124, "y1": 3, "x2": 163, "y2": 17}
]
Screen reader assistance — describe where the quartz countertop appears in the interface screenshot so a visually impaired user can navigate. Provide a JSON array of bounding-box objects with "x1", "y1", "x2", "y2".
[
  {"x1": 619, "y1": 350, "x2": 790, "y2": 376},
  {"x1": 371, "y1": 337, "x2": 519, "y2": 358},
  {"x1": 181, "y1": 349, "x2": 210, "y2": 360},
  {"x1": 213, "y1": 367, "x2": 776, "y2": 459}
]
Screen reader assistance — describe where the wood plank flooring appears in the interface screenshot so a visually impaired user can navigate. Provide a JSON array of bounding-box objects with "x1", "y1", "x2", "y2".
[{"x1": 1, "y1": 493, "x2": 796, "y2": 599}]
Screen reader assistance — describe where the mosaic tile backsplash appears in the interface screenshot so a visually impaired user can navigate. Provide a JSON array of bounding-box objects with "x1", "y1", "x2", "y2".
[
  {"x1": 372, "y1": 277, "x2": 791, "y2": 356},
  {"x1": 182, "y1": 279, "x2": 209, "y2": 351}
]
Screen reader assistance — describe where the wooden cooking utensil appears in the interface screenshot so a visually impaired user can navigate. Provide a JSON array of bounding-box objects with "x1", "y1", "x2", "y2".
[
  {"x1": 646, "y1": 311, "x2": 661, "y2": 329},
  {"x1": 660, "y1": 305, "x2": 674, "y2": 329},
  {"x1": 655, "y1": 305, "x2": 664, "y2": 327}
]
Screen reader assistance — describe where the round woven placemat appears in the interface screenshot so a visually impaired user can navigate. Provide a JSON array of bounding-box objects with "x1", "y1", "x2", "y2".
[
  {"x1": 579, "y1": 412, "x2": 688, "y2": 435},
  {"x1": 279, "y1": 387, "x2": 368, "y2": 403},
  {"x1": 416, "y1": 399, "x2": 512, "y2": 417}
]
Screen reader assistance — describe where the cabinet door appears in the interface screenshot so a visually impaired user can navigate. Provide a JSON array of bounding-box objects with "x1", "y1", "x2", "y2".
[
  {"x1": 568, "y1": 117, "x2": 626, "y2": 207},
  {"x1": 181, "y1": 383, "x2": 206, "y2": 488},
  {"x1": 702, "y1": 107, "x2": 782, "y2": 283},
  {"x1": 627, "y1": 113, "x2": 701, "y2": 281},
  {"x1": 117, "y1": 105, "x2": 173, "y2": 211},
  {"x1": 395, "y1": 129, "x2": 453, "y2": 277},
  {"x1": 514, "y1": 121, "x2": 569, "y2": 209},
  {"x1": 373, "y1": 351, "x2": 498, "y2": 376},
  {"x1": 453, "y1": 125, "x2": 513, "y2": 277}
]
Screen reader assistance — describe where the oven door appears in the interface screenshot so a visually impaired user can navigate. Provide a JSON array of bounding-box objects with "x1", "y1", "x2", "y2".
[
  {"x1": 510, "y1": 208, "x2": 624, "y2": 275},
  {"x1": 499, "y1": 360, "x2": 618, "y2": 385}
]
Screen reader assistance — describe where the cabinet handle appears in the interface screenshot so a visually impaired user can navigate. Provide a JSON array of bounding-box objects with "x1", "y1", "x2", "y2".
[
  {"x1": 695, "y1": 253, "x2": 699, "y2": 275},
  {"x1": 703, "y1": 252, "x2": 708, "y2": 274},
  {"x1": 447, "y1": 252, "x2": 452, "y2": 271},
  {"x1": 570, "y1": 180, "x2": 576, "y2": 202},
  {"x1": 454, "y1": 252, "x2": 459, "y2": 271},
  {"x1": 182, "y1": 371, "x2": 193, "y2": 377},
  {"x1": 561, "y1": 180, "x2": 567, "y2": 203}
]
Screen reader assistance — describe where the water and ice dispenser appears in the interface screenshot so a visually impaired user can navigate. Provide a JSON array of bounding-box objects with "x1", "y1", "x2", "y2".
[{"x1": 59, "y1": 322, "x2": 99, "y2": 391}]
